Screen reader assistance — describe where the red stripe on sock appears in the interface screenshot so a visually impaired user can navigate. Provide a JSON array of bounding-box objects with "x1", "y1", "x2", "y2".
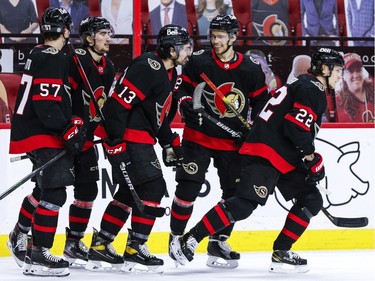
[
  {"x1": 69, "y1": 216, "x2": 89, "y2": 223},
  {"x1": 202, "y1": 216, "x2": 215, "y2": 235},
  {"x1": 281, "y1": 227, "x2": 299, "y2": 241},
  {"x1": 35, "y1": 208, "x2": 58, "y2": 217},
  {"x1": 288, "y1": 212, "x2": 309, "y2": 227},
  {"x1": 131, "y1": 215, "x2": 155, "y2": 226},
  {"x1": 20, "y1": 207, "x2": 33, "y2": 219},
  {"x1": 171, "y1": 210, "x2": 192, "y2": 220},
  {"x1": 214, "y1": 205, "x2": 231, "y2": 227},
  {"x1": 103, "y1": 213, "x2": 125, "y2": 227},
  {"x1": 33, "y1": 224, "x2": 57, "y2": 233}
]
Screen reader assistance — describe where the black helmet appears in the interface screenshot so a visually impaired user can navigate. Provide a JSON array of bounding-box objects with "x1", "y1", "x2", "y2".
[
  {"x1": 157, "y1": 24, "x2": 191, "y2": 48},
  {"x1": 311, "y1": 48, "x2": 345, "y2": 72},
  {"x1": 209, "y1": 14, "x2": 239, "y2": 33},
  {"x1": 41, "y1": 7, "x2": 72, "y2": 34},
  {"x1": 79, "y1": 16, "x2": 114, "y2": 37}
]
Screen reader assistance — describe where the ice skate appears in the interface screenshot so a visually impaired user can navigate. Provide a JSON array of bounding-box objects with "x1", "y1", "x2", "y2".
[
  {"x1": 269, "y1": 250, "x2": 309, "y2": 273},
  {"x1": 206, "y1": 235, "x2": 240, "y2": 269},
  {"x1": 21, "y1": 235, "x2": 32, "y2": 273},
  {"x1": 63, "y1": 227, "x2": 89, "y2": 268},
  {"x1": 6, "y1": 225, "x2": 28, "y2": 267},
  {"x1": 85, "y1": 228, "x2": 123, "y2": 271},
  {"x1": 22, "y1": 246, "x2": 70, "y2": 277},
  {"x1": 168, "y1": 232, "x2": 181, "y2": 267},
  {"x1": 170, "y1": 232, "x2": 198, "y2": 266},
  {"x1": 122, "y1": 229, "x2": 164, "y2": 274}
]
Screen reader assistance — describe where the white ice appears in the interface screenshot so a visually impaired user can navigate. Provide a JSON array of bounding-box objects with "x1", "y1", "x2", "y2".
[{"x1": 0, "y1": 250, "x2": 374, "y2": 281}]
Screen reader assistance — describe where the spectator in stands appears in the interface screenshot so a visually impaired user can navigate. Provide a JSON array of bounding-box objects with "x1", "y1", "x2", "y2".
[
  {"x1": 251, "y1": 0, "x2": 289, "y2": 46},
  {"x1": 101, "y1": 0, "x2": 132, "y2": 44},
  {"x1": 0, "y1": 80, "x2": 11, "y2": 123},
  {"x1": 346, "y1": 0, "x2": 374, "y2": 46},
  {"x1": 150, "y1": 0, "x2": 188, "y2": 35},
  {"x1": 336, "y1": 53, "x2": 374, "y2": 122},
  {"x1": 287, "y1": 55, "x2": 311, "y2": 83},
  {"x1": 50, "y1": 0, "x2": 89, "y2": 34},
  {"x1": 0, "y1": 0, "x2": 39, "y2": 43},
  {"x1": 300, "y1": 0, "x2": 338, "y2": 46},
  {"x1": 195, "y1": 0, "x2": 232, "y2": 36}
]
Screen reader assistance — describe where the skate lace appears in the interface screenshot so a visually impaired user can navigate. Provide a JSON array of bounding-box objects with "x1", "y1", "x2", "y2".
[
  {"x1": 42, "y1": 248, "x2": 61, "y2": 263},
  {"x1": 15, "y1": 232, "x2": 28, "y2": 251},
  {"x1": 218, "y1": 240, "x2": 232, "y2": 255},
  {"x1": 185, "y1": 235, "x2": 198, "y2": 253},
  {"x1": 77, "y1": 240, "x2": 88, "y2": 253},
  {"x1": 107, "y1": 243, "x2": 121, "y2": 257},
  {"x1": 287, "y1": 250, "x2": 301, "y2": 260},
  {"x1": 139, "y1": 243, "x2": 156, "y2": 258}
]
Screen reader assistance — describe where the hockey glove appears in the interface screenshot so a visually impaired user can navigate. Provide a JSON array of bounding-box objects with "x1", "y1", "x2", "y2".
[
  {"x1": 103, "y1": 139, "x2": 131, "y2": 167},
  {"x1": 304, "y1": 152, "x2": 325, "y2": 183},
  {"x1": 62, "y1": 117, "x2": 86, "y2": 155},
  {"x1": 180, "y1": 100, "x2": 204, "y2": 126},
  {"x1": 162, "y1": 133, "x2": 183, "y2": 167}
]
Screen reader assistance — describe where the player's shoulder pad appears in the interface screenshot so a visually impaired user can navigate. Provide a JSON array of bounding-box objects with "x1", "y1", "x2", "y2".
[{"x1": 139, "y1": 53, "x2": 163, "y2": 71}]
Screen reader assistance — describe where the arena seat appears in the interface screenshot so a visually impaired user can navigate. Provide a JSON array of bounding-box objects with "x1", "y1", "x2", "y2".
[
  {"x1": 185, "y1": 0, "x2": 199, "y2": 36},
  {"x1": 288, "y1": 0, "x2": 302, "y2": 45},
  {"x1": 336, "y1": 0, "x2": 348, "y2": 46},
  {"x1": 35, "y1": 0, "x2": 50, "y2": 24},
  {"x1": 88, "y1": 0, "x2": 101, "y2": 16},
  {"x1": 232, "y1": 0, "x2": 252, "y2": 45},
  {"x1": 141, "y1": 0, "x2": 153, "y2": 45}
]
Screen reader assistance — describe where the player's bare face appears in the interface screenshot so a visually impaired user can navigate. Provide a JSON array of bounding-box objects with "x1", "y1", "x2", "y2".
[
  {"x1": 176, "y1": 43, "x2": 192, "y2": 66},
  {"x1": 209, "y1": 30, "x2": 231, "y2": 56},
  {"x1": 328, "y1": 65, "x2": 343, "y2": 89},
  {"x1": 94, "y1": 29, "x2": 112, "y2": 53}
]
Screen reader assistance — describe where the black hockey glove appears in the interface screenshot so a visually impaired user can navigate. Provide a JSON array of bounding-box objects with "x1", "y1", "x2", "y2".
[
  {"x1": 304, "y1": 152, "x2": 325, "y2": 183},
  {"x1": 62, "y1": 117, "x2": 86, "y2": 155},
  {"x1": 103, "y1": 139, "x2": 131, "y2": 168},
  {"x1": 180, "y1": 100, "x2": 204, "y2": 126},
  {"x1": 162, "y1": 133, "x2": 183, "y2": 167}
]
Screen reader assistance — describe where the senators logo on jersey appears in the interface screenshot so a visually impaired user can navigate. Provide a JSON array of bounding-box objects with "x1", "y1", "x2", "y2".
[{"x1": 203, "y1": 82, "x2": 246, "y2": 118}]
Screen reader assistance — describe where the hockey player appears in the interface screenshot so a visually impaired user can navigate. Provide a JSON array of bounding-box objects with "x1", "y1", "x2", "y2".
[
  {"x1": 7, "y1": 7, "x2": 85, "y2": 277},
  {"x1": 170, "y1": 48, "x2": 344, "y2": 273},
  {"x1": 169, "y1": 14, "x2": 270, "y2": 268},
  {"x1": 63, "y1": 16, "x2": 116, "y2": 267},
  {"x1": 85, "y1": 24, "x2": 192, "y2": 273}
]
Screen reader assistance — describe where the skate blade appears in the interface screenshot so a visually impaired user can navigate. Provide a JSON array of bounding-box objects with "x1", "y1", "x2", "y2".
[
  {"x1": 85, "y1": 260, "x2": 122, "y2": 271},
  {"x1": 23, "y1": 264, "x2": 70, "y2": 277},
  {"x1": 6, "y1": 240, "x2": 24, "y2": 268},
  {"x1": 64, "y1": 256, "x2": 88, "y2": 268},
  {"x1": 169, "y1": 236, "x2": 189, "y2": 266},
  {"x1": 206, "y1": 256, "x2": 239, "y2": 269},
  {"x1": 268, "y1": 262, "x2": 309, "y2": 274},
  {"x1": 121, "y1": 261, "x2": 163, "y2": 274}
]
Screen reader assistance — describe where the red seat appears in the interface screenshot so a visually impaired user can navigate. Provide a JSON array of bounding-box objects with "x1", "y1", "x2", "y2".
[
  {"x1": 35, "y1": 0, "x2": 50, "y2": 24},
  {"x1": 336, "y1": 0, "x2": 348, "y2": 46},
  {"x1": 88, "y1": 0, "x2": 101, "y2": 16},
  {"x1": 288, "y1": 0, "x2": 302, "y2": 45},
  {"x1": 0, "y1": 73, "x2": 21, "y2": 123},
  {"x1": 232, "y1": 0, "x2": 252, "y2": 45}
]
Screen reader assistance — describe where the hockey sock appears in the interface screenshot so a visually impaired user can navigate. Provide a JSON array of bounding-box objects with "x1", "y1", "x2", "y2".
[
  {"x1": 213, "y1": 223, "x2": 235, "y2": 237},
  {"x1": 32, "y1": 200, "x2": 60, "y2": 248},
  {"x1": 170, "y1": 196, "x2": 194, "y2": 234},
  {"x1": 130, "y1": 203, "x2": 156, "y2": 243},
  {"x1": 68, "y1": 199, "x2": 93, "y2": 239},
  {"x1": 190, "y1": 203, "x2": 233, "y2": 243},
  {"x1": 17, "y1": 193, "x2": 39, "y2": 233},
  {"x1": 99, "y1": 200, "x2": 131, "y2": 241},
  {"x1": 273, "y1": 205, "x2": 311, "y2": 250}
]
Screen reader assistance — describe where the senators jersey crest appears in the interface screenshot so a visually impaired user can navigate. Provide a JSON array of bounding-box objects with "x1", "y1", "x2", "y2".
[{"x1": 203, "y1": 82, "x2": 246, "y2": 118}]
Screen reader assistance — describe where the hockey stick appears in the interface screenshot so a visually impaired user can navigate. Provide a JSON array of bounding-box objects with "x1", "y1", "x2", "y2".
[
  {"x1": 68, "y1": 43, "x2": 166, "y2": 217},
  {"x1": 321, "y1": 208, "x2": 368, "y2": 228},
  {"x1": 0, "y1": 150, "x2": 66, "y2": 200},
  {"x1": 10, "y1": 139, "x2": 104, "y2": 163},
  {"x1": 200, "y1": 73, "x2": 251, "y2": 130},
  {"x1": 119, "y1": 162, "x2": 165, "y2": 217},
  {"x1": 193, "y1": 82, "x2": 243, "y2": 139}
]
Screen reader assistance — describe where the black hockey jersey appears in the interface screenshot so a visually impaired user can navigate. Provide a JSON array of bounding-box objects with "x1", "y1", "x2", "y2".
[
  {"x1": 240, "y1": 74, "x2": 327, "y2": 173},
  {"x1": 103, "y1": 52, "x2": 177, "y2": 146},
  {"x1": 69, "y1": 47, "x2": 116, "y2": 150},
  {"x1": 9, "y1": 45, "x2": 71, "y2": 154},
  {"x1": 177, "y1": 49, "x2": 269, "y2": 151}
]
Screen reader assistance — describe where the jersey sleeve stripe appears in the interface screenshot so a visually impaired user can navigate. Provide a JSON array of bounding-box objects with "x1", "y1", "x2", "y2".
[
  {"x1": 32, "y1": 95, "x2": 62, "y2": 102},
  {"x1": 285, "y1": 114, "x2": 310, "y2": 131},
  {"x1": 249, "y1": 84, "x2": 268, "y2": 98},
  {"x1": 122, "y1": 78, "x2": 146, "y2": 100},
  {"x1": 294, "y1": 102, "x2": 317, "y2": 120},
  {"x1": 33, "y1": 78, "x2": 63, "y2": 85}
]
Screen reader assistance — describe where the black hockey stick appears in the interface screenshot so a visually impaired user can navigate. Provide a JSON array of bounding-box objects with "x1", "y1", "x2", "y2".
[
  {"x1": 321, "y1": 208, "x2": 368, "y2": 228},
  {"x1": 0, "y1": 150, "x2": 66, "y2": 200},
  {"x1": 68, "y1": 43, "x2": 166, "y2": 217},
  {"x1": 200, "y1": 73, "x2": 251, "y2": 130},
  {"x1": 119, "y1": 162, "x2": 165, "y2": 217},
  {"x1": 193, "y1": 82, "x2": 243, "y2": 139}
]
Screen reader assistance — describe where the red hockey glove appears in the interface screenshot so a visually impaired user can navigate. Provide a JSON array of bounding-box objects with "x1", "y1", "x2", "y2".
[
  {"x1": 103, "y1": 139, "x2": 131, "y2": 167},
  {"x1": 304, "y1": 152, "x2": 325, "y2": 183},
  {"x1": 62, "y1": 117, "x2": 86, "y2": 155},
  {"x1": 162, "y1": 133, "x2": 183, "y2": 167}
]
